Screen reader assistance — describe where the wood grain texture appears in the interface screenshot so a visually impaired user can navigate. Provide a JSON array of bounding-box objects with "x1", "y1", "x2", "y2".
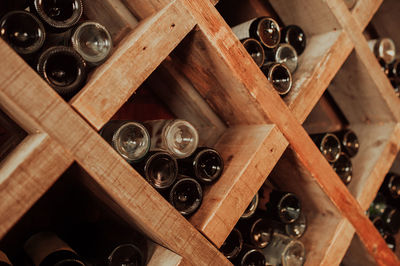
[
  {"x1": 0, "y1": 133, "x2": 73, "y2": 238},
  {"x1": 71, "y1": 0, "x2": 197, "y2": 130},
  {"x1": 189, "y1": 125, "x2": 288, "y2": 247},
  {"x1": 122, "y1": 0, "x2": 171, "y2": 19},
  {"x1": 0, "y1": 40, "x2": 231, "y2": 266},
  {"x1": 178, "y1": 0, "x2": 399, "y2": 264},
  {"x1": 352, "y1": 0, "x2": 383, "y2": 30}
]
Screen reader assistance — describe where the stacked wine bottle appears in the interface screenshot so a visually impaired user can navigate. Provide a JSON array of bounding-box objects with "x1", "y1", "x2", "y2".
[
  {"x1": 0, "y1": 222, "x2": 148, "y2": 266},
  {"x1": 100, "y1": 119, "x2": 224, "y2": 217},
  {"x1": 368, "y1": 37, "x2": 400, "y2": 97},
  {"x1": 230, "y1": 16, "x2": 307, "y2": 96},
  {"x1": 0, "y1": 0, "x2": 113, "y2": 100},
  {"x1": 311, "y1": 129, "x2": 359, "y2": 185},
  {"x1": 220, "y1": 188, "x2": 307, "y2": 266},
  {"x1": 368, "y1": 172, "x2": 400, "y2": 252}
]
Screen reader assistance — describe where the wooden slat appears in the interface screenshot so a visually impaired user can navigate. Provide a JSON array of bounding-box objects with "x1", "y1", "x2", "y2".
[
  {"x1": 122, "y1": 0, "x2": 171, "y2": 20},
  {"x1": 0, "y1": 40, "x2": 231, "y2": 266},
  {"x1": 348, "y1": 123, "x2": 400, "y2": 210},
  {"x1": 0, "y1": 133, "x2": 73, "y2": 238},
  {"x1": 71, "y1": 0, "x2": 197, "y2": 130},
  {"x1": 352, "y1": 0, "x2": 383, "y2": 30},
  {"x1": 189, "y1": 125, "x2": 288, "y2": 247},
  {"x1": 178, "y1": 0, "x2": 399, "y2": 264}
]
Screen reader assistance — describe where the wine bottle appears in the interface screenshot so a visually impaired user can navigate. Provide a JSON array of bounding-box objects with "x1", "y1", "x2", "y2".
[
  {"x1": 284, "y1": 211, "x2": 307, "y2": 239},
  {"x1": 0, "y1": 11, "x2": 46, "y2": 58},
  {"x1": 390, "y1": 78, "x2": 400, "y2": 97},
  {"x1": 334, "y1": 129, "x2": 359, "y2": 158},
  {"x1": 241, "y1": 38, "x2": 265, "y2": 67},
  {"x1": 261, "y1": 62, "x2": 292, "y2": 96},
  {"x1": 266, "y1": 190, "x2": 301, "y2": 224},
  {"x1": 381, "y1": 206, "x2": 400, "y2": 234},
  {"x1": 240, "y1": 192, "x2": 259, "y2": 219},
  {"x1": 232, "y1": 244, "x2": 266, "y2": 266},
  {"x1": 236, "y1": 216, "x2": 273, "y2": 249},
  {"x1": 261, "y1": 231, "x2": 306, "y2": 266},
  {"x1": 368, "y1": 193, "x2": 387, "y2": 220},
  {"x1": 280, "y1": 25, "x2": 306, "y2": 55},
  {"x1": 107, "y1": 244, "x2": 145, "y2": 266},
  {"x1": 168, "y1": 176, "x2": 203, "y2": 216},
  {"x1": 31, "y1": 0, "x2": 83, "y2": 32},
  {"x1": 24, "y1": 232, "x2": 85, "y2": 266},
  {"x1": 71, "y1": 21, "x2": 113, "y2": 66},
  {"x1": 231, "y1": 17, "x2": 280, "y2": 49},
  {"x1": 372, "y1": 217, "x2": 396, "y2": 251},
  {"x1": 380, "y1": 173, "x2": 400, "y2": 202},
  {"x1": 310, "y1": 133, "x2": 341, "y2": 163},
  {"x1": 177, "y1": 147, "x2": 224, "y2": 185},
  {"x1": 143, "y1": 119, "x2": 199, "y2": 159},
  {"x1": 368, "y1": 38, "x2": 396, "y2": 65},
  {"x1": 219, "y1": 228, "x2": 243, "y2": 260},
  {"x1": 273, "y1": 43, "x2": 298, "y2": 73},
  {"x1": 37, "y1": 46, "x2": 87, "y2": 99},
  {"x1": 0, "y1": 250, "x2": 12, "y2": 266},
  {"x1": 331, "y1": 152, "x2": 353, "y2": 185},
  {"x1": 133, "y1": 151, "x2": 178, "y2": 190},
  {"x1": 100, "y1": 120, "x2": 150, "y2": 163},
  {"x1": 388, "y1": 59, "x2": 400, "y2": 79}
]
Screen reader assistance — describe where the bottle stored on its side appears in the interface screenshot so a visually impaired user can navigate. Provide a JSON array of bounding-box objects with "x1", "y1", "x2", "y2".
[
  {"x1": 31, "y1": 0, "x2": 83, "y2": 32},
  {"x1": 0, "y1": 11, "x2": 46, "y2": 60},
  {"x1": 143, "y1": 119, "x2": 199, "y2": 159},
  {"x1": 381, "y1": 206, "x2": 400, "y2": 234},
  {"x1": 334, "y1": 129, "x2": 359, "y2": 158},
  {"x1": 231, "y1": 244, "x2": 266, "y2": 266},
  {"x1": 71, "y1": 21, "x2": 113, "y2": 66},
  {"x1": 37, "y1": 45, "x2": 87, "y2": 99},
  {"x1": 24, "y1": 232, "x2": 85, "y2": 266},
  {"x1": 220, "y1": 228, "x2": 243, "y2": 260},
  {"x1": 236, "y1": 216, "x2": 273, "y2": 249},
  {"x1": 272, "y1": 43, "x2": 298, "y2": 73},
  {"x1": 261, "y1": 231, "x2": 306, "y2": 266},
  {"x1": 368, "y1": 193, "x2": 387, "y2": 220},
  {"x1": 240, "y1": 38, "x2": 265, "y2": 68},
  {"x1": 0, "y1": 250, "x2": 12, "y2": 266},
  {"x1": 283, "y1": 211, "x2": 307, "y2": 239},
  {"x1": 261, "y1": 62, "x2": 292, "y2": 96},
  {"x1": 240, "y1": 193, "x2": 259, "y2": 219},
  {"x1": 310, "y1": 133, "x2": 341, "y2": 163},
  {"x1": 280, "y1": 25, "x2": 306, "y2": 56},
  {"x1": 169, "y1": 176, "x2": 203, "y2": 216},
  {"x1": 133, "y1": 151, "x2": 178, "y2": 190},
  {"x1": 266, "y1": 190, "x2": 301, "y2": 224},
  {"x1": 177, "y1": 147, "x2": 224, "y2": 185},
  {"x1": 231, "y1": 17, "x2": 280, "y2": 49},
  {"x1": 380, "y1": 173, "x2": 400, "y2": 203},
  {"x1": 100, "y1": 120, "x2": 150, "y2": 163},
  {"x1": 331, "y1": 152, "x2": 353, "y2": 185},
  {"x1": 368, "y1": 38, "x2": 396, "y2": 65}
]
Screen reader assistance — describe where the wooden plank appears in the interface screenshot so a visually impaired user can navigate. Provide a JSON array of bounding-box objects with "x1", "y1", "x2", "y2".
[
  {"x1": 189, "y1": 125, "x2": 288, "y2": 247},
  {"x1": 147, "y1": 58, "x2": 227, "y2": 147},
  {"x1": 352, "y1": 0, "x2": 382, "y2": 30},
  {"x1": 286, "y1": 30, "x2": 353, "y2": 123},
  {"x1": 0, "y1": 133, "x2": 73, "y2": 238},
  {"x1": 71, "y1": 0, "x2": 197, "y2": 130},
  {"x1": 147, "y1": 240, "x2": 183, "y2": 266},
  {"x1": 347, "y1": 123, "x2": 400, "y2": 210},
  {"x1": 83, "y1": 0, "x2": 139, "y2": 45},
  {"x1": 122, "y1": 0, "x2": 171, "y2": 20},
  {"x1": 0, "y1": 40, "x2": 231, "y2": 266},
  {"x1": 178, "y1": 0, "x2": 399, "y2": 264}
]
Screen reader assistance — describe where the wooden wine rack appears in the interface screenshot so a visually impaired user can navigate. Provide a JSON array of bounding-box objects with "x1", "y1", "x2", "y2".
[{"x1": 0, "y1": 0, "x2": 399, "y2": 265}]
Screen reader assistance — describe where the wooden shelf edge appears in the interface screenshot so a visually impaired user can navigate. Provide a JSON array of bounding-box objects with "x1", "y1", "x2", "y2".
[
  {"x1": 147, "y1": 240, "x2": 183, "y2": 266},
  {"x1": 189, "y1": 124, "x2": 288, "y2": 247},
  {"x1": 71, "y1": 0, "x2": 197, "y2": 130},
  {"x1": 0, "y1": 134, "x2": 73, "y2": 238},
  {"x1": 352, "y1": 0, "x2": 383, "y2": 30}
]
